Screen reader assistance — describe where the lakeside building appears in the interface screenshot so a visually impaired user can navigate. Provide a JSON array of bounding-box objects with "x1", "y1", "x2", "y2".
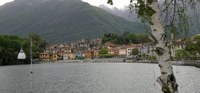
[
  {"x1": 94, "y1": 50, "x2": 100, "y2": 58},
  {"x1": 105, "y1": 42, "x2": 116, "y2": 49},
  {"x1": 140, "y1": 43, "x2": 155, "y2": 55},
  {"x1": 171, "y1": 40, "x2": 187, "y2": 57},
  {"x1": 63, "y1": 53, "x2": 76, "y2": 60},
  {"x1": 84, "y1": 50, "x2": 95, "y2": 59},
  {"x1": 39, "y1": 52, "x2": 50, "y2": 62},
  {"x1": 75, "y1": 51, "x2": 84, "y2": 58},
  {"x1": 104, "y1": 42, "x2": 142, "y2": 58},
  {"x1": 126, "y1": 44, "x2": 142, "y2": 58},
  {"x1": 50, "y1": 53, "x2": 58, "y2": 62},
  {"x1": 108, "y1": 48, "x2": 118, "y2": 56},
  {"x1": 118, "y1": 46, "x2": 127, "y2": 57}
]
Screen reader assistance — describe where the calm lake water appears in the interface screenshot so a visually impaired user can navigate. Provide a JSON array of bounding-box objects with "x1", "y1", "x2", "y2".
[{"x1": 0, "y1": 63, "x2": 199, "y2": 93}]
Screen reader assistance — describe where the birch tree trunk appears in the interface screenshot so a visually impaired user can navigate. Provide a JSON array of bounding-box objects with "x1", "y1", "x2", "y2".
[{"x1": 148, "y1": 1, "x2": 179, "y2": 93}]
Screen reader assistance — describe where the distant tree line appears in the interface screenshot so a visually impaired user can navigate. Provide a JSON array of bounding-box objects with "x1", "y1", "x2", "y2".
[
  {"x1": 0, "y1": 34, "x2": 47, "y2": 65},
  {"x1": 102, "y1": 32, "x2": 150, "y2": 44}
]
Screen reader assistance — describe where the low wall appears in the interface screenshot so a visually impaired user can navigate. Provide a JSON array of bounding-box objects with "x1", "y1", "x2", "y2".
[
  {"x1": 172, "y1": 60, "x2": 200, "y2": 67},
  {"x1": 133, "y1": 60, "x2": 200, "y2": 67},
  {"x1": 46, "y1": 59, "x2": 200, "y2": 68},
  {"x1": 91, "y1": 58, "x2": 124, "y2": 63}
]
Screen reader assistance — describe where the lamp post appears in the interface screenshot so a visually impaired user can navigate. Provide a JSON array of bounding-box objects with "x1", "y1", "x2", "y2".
[{"x1": 17, "y1": 38, "x2": 33, "y2": 93}]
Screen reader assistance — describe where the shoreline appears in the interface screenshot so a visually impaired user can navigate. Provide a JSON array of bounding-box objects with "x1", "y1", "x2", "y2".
[{"x1": 51, "y1": 58, "x2": 200, "y2": 67}]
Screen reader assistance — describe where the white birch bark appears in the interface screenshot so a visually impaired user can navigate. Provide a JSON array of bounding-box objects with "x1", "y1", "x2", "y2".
[{"x1": 148, "y1": 1, "x2": 179, "y2": 93}]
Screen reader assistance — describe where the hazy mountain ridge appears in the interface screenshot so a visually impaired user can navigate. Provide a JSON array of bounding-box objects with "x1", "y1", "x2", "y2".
[
  {"x1": 98, "y1": 4, "x2": 139, "y2": 22},
  {"x1": 99, "y1": 4, "x2": 200, "y2": 36},
  {"x1": 0, "y1": 0, "x2": 145, "y2": 43}
]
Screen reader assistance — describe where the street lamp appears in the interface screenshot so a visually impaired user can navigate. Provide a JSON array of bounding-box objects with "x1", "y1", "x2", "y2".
[
  {"x1": 17, "y1": 38, "x2": 33, "y2": 93},
  {"x1": 18, "y1": 41, "x2": 26, "y2": 59},
  {"x1": 17, "y1": 39, "x2": 32, "y2": 63}
]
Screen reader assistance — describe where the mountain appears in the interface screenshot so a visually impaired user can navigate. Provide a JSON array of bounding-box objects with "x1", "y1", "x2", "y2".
[
  {"x1": 0, "y1": 0, "x2": 145, "y2": 43},
  {"x1": 98, "y1": 4, "x2": 139, "y2": 22}
]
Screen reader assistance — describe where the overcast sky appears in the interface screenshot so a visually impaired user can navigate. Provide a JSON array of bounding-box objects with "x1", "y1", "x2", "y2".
[
  {"x1": 0, "y1": 0, "x2": 13, "y2": 6},
  {"x1": 0, "y1": 0, "x2": 131, "y2": 8}
]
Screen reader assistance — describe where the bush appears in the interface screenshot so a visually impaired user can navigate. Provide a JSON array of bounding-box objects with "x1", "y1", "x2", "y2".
[{"x1": 99, "y1": 54, "x2": 115, "y2": 58}]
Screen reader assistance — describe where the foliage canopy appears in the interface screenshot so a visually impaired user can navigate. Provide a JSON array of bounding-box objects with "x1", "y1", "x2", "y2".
[{"x1": 0, "y1": 34, "x2": 47, "y2": 65}]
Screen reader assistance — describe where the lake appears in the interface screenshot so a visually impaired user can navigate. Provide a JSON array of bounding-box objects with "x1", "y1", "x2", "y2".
[{"x1": 0, "y1": 63, "x2": 199, "y2": 93}]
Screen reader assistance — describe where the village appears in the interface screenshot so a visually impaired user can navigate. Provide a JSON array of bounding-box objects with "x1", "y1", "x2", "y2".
[{"x1": 39, "y1": 37, "x2": 188, "y2": 63}]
